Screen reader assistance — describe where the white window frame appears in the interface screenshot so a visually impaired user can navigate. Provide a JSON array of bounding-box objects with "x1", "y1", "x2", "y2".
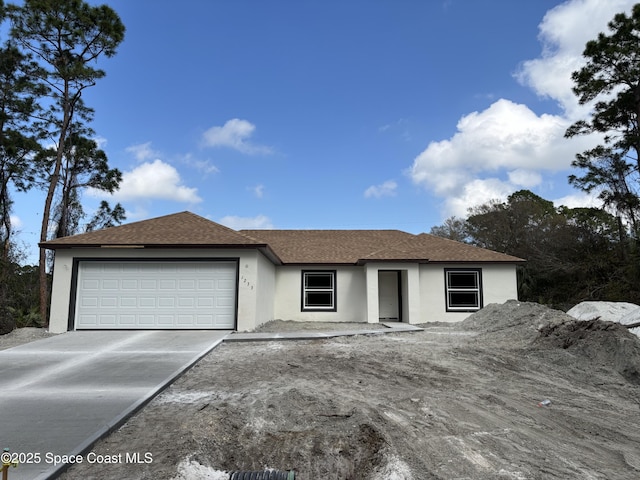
[
  {"x1": 301, "y1": 270, "x2": 336, "y2": 311},
  {"x1": 445, "y1": 269, "x2": 482, "y2": 312}
]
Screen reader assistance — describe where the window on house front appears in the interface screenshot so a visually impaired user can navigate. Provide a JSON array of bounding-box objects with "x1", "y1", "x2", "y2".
[
  {"x1": 302, "y1": 271, "x2": 336, "y2": 311},
  {"x1": 445, "y1": 269, "x2": 482, "y2": 311}
]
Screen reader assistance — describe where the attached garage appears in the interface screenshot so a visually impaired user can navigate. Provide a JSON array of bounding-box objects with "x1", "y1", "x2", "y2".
[{"x1": 72, "y1": 260, "x2": 238, "y2": 330}]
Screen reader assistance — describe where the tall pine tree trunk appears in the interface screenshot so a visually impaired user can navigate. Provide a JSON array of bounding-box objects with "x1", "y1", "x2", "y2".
[{"x1": 38, "y1": 93, "x2": 73, "y2": 327}]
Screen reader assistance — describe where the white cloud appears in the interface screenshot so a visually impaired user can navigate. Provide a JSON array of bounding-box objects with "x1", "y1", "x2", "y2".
[
  {"x1": 92, "y1": 159, "x2": 201, "y2": 203},
  {"x1": 445, "y1": 178, "x2": 515, "y2": 218},
  {"x1": 179, "y1": 153, "x2": 219, "y2": 175},
  {"x1": 516, "y1": 0, "x2": 635, "y2": 118},
  {"x1": 121, "y1": 206, "x2": 149, "y2": 221},
  {"x1": 553, "y1": 191, "x2": 602, "y2": 210},
  {"x1": 202, "y1": 119, "x2": 272, "y2": 155},
  {"x1": 409, "y1": 0, "x2": 635, "y2": 219},
  {"x1": 126, "y1": 142, "x2": 160, "y2": 162},
  {"x1": 93, "y1": 136, "x2": 108, "y2": 149},
  {"x1": 10, "y1": 215, "x2": 22, "y2": 230},
  {"x1": 507, "y1": 169, "x2": 543, "y2": 188},
  {"x1": 251, "y1": 184, "x2": 265, "y2": 198},
  {"x1": 364, "y1": 180, "x2": 397, "y2": 199},
  {"x1": 218, "y1": 214, "x2": 274, "y2": 230},
  {"x1": 409, "y1": 99, "x2": 586, "y2": 197}
]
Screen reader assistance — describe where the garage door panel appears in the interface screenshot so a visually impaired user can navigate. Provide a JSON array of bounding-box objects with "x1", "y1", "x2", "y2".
[
  {"x1": 179, "y1": 279, "x2": 196, "y2": 290},
  {"x1": 196, "y1": 315, "x2": 214, "y2": 326},
  {"x1": 75, "y1": 261, "x2": 237, "y2": 330},
  {"x1": 217, "y1": 279, "x2": 235, "y2": 290},
  {"x1": 101, "y1": 297, "x2": 118, "y2": 308},
  {"x1": 81, "y1": 297, "x2": 98, "y2": 308},
  {"x1": 119, "y1": 315, "x2": 136, "y2": 326},
  {"x1": 216, "y1": 296, "x2": 234, "y2": 307},
  {"x1": 103, "y1": 279, "x2": 119, "y2": 290},
  {"x1": 120, "y1": 297, "x2": 137, "y2": 307},
  {"x1": 177, "y1": 314, "x2": 196, "y2": 326},
  {"x1": 215, "y1": 314, "x2": 233, "y2": 327},
  {"x1": 158, "y1": 297, "x2": 175, "y2": 308},
  {"x1": 82, "y1": 279, "x2": 100, "y2": 290},
  {"x1": 198, "y1": 280, "x2": 214, "y2": 290},
  {"x1": 177, "y1": 297, "x2": 194, "y2": 308},
  {"x1": 78, "y1": 314, "x2": 97, "y2": 326},
  {"x1": 159, "y1": 279, "x2": 176, "y2": 290},
  {"x1": 139, "y1": 297, "x2": 156, "y2": 308},
  {"x1": 197, "y1": 298, "x2": 214, "y2": 308},
  {"x1": 103, "y1": 263, "x2": 122, "y2": 273},
  {"x1": 140, "y1": 279, "x2": 157, "y2": 290},
  {"x1": 157, "y1": 315, "x2": 174, "y2": 326}
]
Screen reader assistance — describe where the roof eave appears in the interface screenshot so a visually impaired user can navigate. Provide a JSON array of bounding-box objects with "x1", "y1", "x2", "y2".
[
  {"x1": 426, "y1": 259, "x2": 526, "y2": 264},
  {"x1": 39, "y1": 242, "x2": 282, "y2": 263},
  {"x1": 356, "y1": 258, "x2": 430, "y2": 265}
]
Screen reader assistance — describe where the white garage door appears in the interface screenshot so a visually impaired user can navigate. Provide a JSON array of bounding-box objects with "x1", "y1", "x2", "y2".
[{"x1": 75, "y1": 261, "x2": 237, "y2": 329}]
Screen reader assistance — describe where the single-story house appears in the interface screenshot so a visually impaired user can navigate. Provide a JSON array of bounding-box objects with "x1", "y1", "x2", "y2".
[{"x1": 41, "y1": 211, "x2": 524, "y2": 333}]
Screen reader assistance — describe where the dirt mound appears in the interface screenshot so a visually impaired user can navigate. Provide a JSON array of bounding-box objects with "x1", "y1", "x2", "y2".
[
  {"x1": 538, "y1": 318, "x2": 640, "y2": 384},
  {"x1": 0, "y1": 327, "x2": 56, "y2": 350},
  {"x1": 459, "y1": 300, "x2": 571, "y2": 345}
]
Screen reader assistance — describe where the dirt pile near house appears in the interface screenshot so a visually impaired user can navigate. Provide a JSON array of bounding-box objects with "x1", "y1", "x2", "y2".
[
  {"x1": 459, "y1": 300, "x2": 571, "y2": 346},
  {"x1": 58, "y1": 301, "x2": 640, "y2": 480},
  {"x1": 0, "y1": 327, "x2": 56, "y2": 350},
  {"x1": 537, "y1": 318, "x2": 640, "y2": 384}
]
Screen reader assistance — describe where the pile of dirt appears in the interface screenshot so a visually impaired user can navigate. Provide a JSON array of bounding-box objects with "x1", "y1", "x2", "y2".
[
  {"x1": 0, "y1": 327, "x2": 56, "y2": 350},
  {"x1": 537, "y1": 318, "x2": 640, "y2": 384},
  {"x1": 459, "y1": 300, "x2": 571, "y2": 346}
]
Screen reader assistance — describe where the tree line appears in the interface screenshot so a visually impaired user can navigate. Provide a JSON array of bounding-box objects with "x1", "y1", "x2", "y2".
[
  {"x1": 0, "y1": 0, "x2": 125, "y2": 332},
  {"x1": 431, "y1": 190, "x2": 640, "y2": 309}
]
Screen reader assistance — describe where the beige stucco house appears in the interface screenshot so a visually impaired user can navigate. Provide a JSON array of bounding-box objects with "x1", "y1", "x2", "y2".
[{"x1": 41, "y1": 211, "x2": 524, "y2": 333}]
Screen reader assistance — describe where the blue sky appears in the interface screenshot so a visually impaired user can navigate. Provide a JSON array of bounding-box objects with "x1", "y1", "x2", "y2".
[{"x1": 9, "y1": 0, "x2": 638, "y2": 263}]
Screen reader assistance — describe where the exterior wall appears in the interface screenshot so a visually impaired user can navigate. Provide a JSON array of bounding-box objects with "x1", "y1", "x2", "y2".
[
  {"x1": 48, "y1": 248, "x2": 265, "y2": 333},
  {"x1": 251, "y1": 250, "x2": 276, "y2": 331},
  {"x1": 48, "y1": 246, "x2": 520, "y2": 332},
  {"x1": 273, "y1": 265, "x2": 366, "y2": 322},
  {"x1": 419, "y1": 263, "x2": 518, "y2": 323}
]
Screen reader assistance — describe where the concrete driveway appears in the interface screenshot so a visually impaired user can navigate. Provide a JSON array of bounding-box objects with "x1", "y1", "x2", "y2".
[{"x1": 0, "y1": 330, "x2": 229, "y2": 480}]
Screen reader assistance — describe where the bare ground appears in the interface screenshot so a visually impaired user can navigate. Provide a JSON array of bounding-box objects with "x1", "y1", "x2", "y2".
[
  {"x1": 0, "y1": 327, "x2": 56, "y2": 350},
  {"x1": 13, "y1": 301, "x2": 640, "y2": 479}
]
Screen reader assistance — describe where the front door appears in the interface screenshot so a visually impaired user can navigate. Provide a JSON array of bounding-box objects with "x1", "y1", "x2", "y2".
[{"x1": 378, "y1": 271, "x2": 401, "y2": 321}]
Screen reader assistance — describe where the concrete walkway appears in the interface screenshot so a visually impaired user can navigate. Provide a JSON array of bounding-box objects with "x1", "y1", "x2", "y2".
[
  {"x1": 0, "y1": 323, "x2": 421, "y2": 479},
  {"x1": 0, "y1": 330, "x2": 228, "y2": 480},
  {"x1": 225, "y1": 322, "x2": 423, "y2": 342}
]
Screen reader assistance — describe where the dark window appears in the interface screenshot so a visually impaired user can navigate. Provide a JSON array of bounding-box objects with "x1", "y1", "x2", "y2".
[
  {"x1": 302, "y1": 271, "x2": 336, "y2": 311},
  {"x1": 445, "y1": 269, "x2": 482, "y2": 311}
]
